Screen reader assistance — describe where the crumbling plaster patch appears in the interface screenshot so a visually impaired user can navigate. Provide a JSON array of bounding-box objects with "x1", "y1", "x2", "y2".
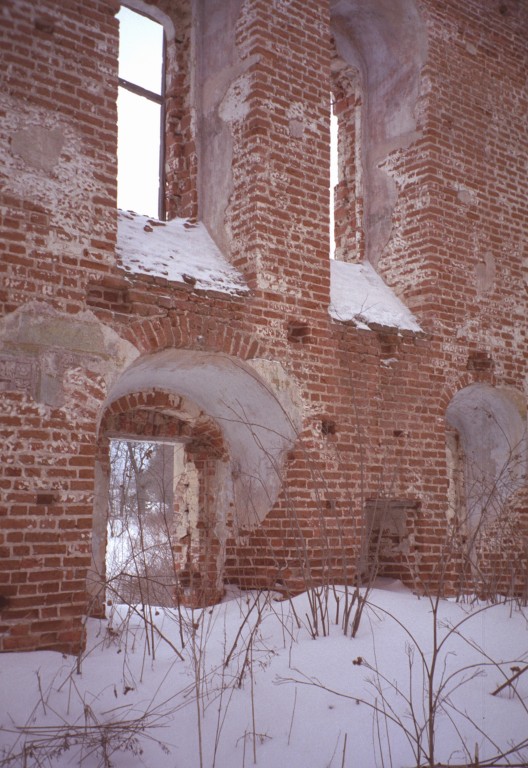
[
  {"x1": 475, "y1": 250, "x2": 496, "y2": 295},
  {"x1": 330, "y1": 0, "x2": 427, "y2": 267},
  {"x1": 219, "y1": 71, "x2": 252, "y2": 123},
  {"x1": 10, "y1": 126, "x2": 64, "y2": 174},
  {"x1": 1, "y1": 95, "x2": 114, "y2": 259},
  {"x1": 245, "y1": 358, "x2": 304, "y2": 430},
  {"x1": 0, "y1": 303, "x2": 139, "y2": 406}
]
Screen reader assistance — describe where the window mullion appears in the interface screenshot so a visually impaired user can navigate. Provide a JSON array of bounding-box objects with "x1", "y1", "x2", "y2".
[{"x1": 118, "y1": 76, "x2": 163, "y2": 105}]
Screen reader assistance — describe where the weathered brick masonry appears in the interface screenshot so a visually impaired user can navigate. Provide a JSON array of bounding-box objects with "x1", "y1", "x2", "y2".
[{"x1": 1, "y1": 0, "x2": 526, "y2": 652}]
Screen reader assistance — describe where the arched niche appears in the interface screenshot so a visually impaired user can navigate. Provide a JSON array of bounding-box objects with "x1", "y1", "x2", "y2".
[
  {"x1": 446, "y1": 384, "x2": 527, "y2": 536},
  {"x1": 330, "y1": 0, "x2": 427, "y2": 266}
]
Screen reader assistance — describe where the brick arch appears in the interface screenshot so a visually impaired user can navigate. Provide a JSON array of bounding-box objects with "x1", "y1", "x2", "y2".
[
  {"x1": 99, "y1": 389, "x2": 227, "y2": 460},
  {"x1": 121, "y1": 313, "x2": 266, "y2": 361},
  {"x1": 438, "y1": 369, "x2": 523, "y2": 418},
  {"x1": 89, "y1": 348, "x2": 301, "y2": 609},
  {"x1": 438, "y1": 373, "x2": 477, "y2": 415},
  {"x1": 99, "y1": 348, "x2": 299, "y2": 525}
]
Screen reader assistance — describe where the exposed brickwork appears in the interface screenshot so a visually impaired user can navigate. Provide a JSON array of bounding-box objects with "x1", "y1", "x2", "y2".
[
  {"x1": 160, "y1": 0, "x2": 198, "y2": 220},
  {"x1": 1, "y1": 0, "x2": 526, "y2": 652},
  {"x1": 331, "y1": 55, "x2": 365, "y2": 263}
]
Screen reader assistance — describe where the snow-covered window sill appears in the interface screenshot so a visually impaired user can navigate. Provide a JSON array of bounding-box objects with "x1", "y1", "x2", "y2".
[
  {"x1": 116, "y1": 211, "x2": 249, "y2": 296},
  {"x1": 329, "y1": 260, "x2": 423, "y2": 334}
]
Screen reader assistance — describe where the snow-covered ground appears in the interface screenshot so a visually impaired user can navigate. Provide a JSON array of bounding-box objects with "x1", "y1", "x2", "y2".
[{"x1": 0, "y1": 581, "x2": 526, "y2": 768}]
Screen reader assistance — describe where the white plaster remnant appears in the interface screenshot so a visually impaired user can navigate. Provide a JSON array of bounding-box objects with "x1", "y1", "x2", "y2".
[
  {"x1": 288, "y1": 119, "x2": 304, "y2": 139},
  {"x1": 174, "y1": 456, "x2": 200, "y2": 548},
  {"x1": 10, "y1": 125, "x2": 64, "y2": 173},
  {"x1": 245, "y1": 358, "x2": 303, "y2": 429},
  {"x1": 199, "y1": 0, "x2": 248, "y2": 254},
  {"x1": 116, "y1": 211, "x2": 248, "y2": 295},
  {"x1": 286, "y1": 101, "x2": 305, "y2": 120},
  {"x1": 286, "y1": 102, "x2": 306, "y2": 137},
  {"x1": 1, "y1": 97, "x2": 114, "y2": 259},
  {"x1": 219, "y1": 72, "x2": 252, "y2": 122},
  {"x1": 457, "y1": 185, "x2": 478, "y2": 205},
  {"x1": 0, "y1": 303, "x2": 139, "y2": 404},
  {"x1": 329, "y1": 260, "x2": 422, "y2": 331}
]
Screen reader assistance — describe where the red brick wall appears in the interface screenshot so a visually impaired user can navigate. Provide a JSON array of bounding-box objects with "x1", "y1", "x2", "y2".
[{"x1": 1, "y1": 0, "x2": 526, "y2": 652}]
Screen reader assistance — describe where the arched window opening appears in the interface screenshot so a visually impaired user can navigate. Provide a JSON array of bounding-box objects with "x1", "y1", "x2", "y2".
[
  {"x1": 89, "y1": 352, "x2": 301, "y2": 616},
  {"x1": 446, "y1": 386, "x2": 526, "y2": 539},
  {"x1": 330, "y1": 0, "x2": 426, "y2": 271},
  {"x1": 117, "y1": 5, "x2": 166, "y2": 219}
]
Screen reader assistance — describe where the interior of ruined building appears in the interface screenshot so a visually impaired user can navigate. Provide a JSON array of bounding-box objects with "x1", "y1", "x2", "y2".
[{"x1": 1, "y1": 0, "x2": 527, "y2": 653}]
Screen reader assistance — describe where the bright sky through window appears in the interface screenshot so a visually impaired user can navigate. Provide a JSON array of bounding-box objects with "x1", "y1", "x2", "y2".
[
  {"x1": 117, "y1": 6, "x2": 164, "y2": 218},
  {"x1": 330, "y1": 99, "x2": 338, "y2": 258}
]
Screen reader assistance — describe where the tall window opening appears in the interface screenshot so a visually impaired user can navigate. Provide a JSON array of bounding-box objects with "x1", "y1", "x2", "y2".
[
  {"x1": 330, "y1": 59, "x2": 365, "y2": 263},
  {"x1": 117, "y1": 6, "x2": 165, "y2": 219},
  {"x1": 330, "y1": 94, "x2": 338, "y2": 259}
]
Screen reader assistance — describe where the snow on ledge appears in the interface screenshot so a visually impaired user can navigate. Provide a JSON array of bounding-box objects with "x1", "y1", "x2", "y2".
[
  {"x1": 329, "y1": 260, "x2": 422, "y2": 333},
  {"x1": 116, "y1": 210, "x2": 248, "y2": 295}
]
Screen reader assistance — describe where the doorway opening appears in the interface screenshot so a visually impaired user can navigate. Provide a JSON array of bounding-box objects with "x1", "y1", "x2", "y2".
[{"x1": 106, "y1": 439, "x2": 188, "y2": 606}]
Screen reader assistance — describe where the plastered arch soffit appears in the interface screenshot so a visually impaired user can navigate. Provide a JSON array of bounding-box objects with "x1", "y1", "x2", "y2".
[{"x1": 99, "y1": 349, "x2": 302, "y2": 532}]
